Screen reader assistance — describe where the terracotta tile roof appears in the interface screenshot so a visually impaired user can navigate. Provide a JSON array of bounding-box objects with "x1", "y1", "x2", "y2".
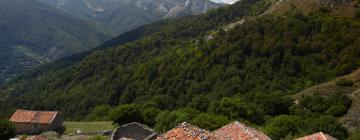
[
  {"x1": 211, "y1": 121, "x2": 271, "y2": 140},
  {"x1": 156, "y1": 122, "x2": 216, "y2": 140},
  {"x1": 295, "y1": 132, "x2": 337, "y2": 140},
  {"x1": 9, "y1": 109, "x2": 58, "y2": 124}
]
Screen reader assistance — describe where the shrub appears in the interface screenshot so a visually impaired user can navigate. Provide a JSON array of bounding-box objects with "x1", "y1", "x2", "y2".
[
  {"x1": 191, "y1": 113, "x2": 230, "y2": 130},
  {"x1": 348, "y1": 127, "x2": 360, "y2": 140},
  {"x1": 325, "y1": 105, "x2": 348, "y2": 117},
  {"x1": 336, "y1": 78, "x2": 354, "y2": 87},
  {"x1": 141, "y1": 107, "x2": 161, "y2": 126},
  {"x1": 110, "y1": 104, "x2": 143, "y2": 125},
  {"x1": 303, "y1": 116, "x2": 348, "y2": 139},
  {"x1": 0, "y1": 120, "x2": 16, "y2": 140},
  {"x1": 355, "y1": 10, "x2": 360, "y2": 18},
  {"x1": 264, "y1": 115, "x2": 302, "y2": 140},
  {"x1": 154, "y1": 110, "x2": 191, "y2": 133},
  {"x1": 85, "y1": 104, "x2": 112, "y2": 121}
]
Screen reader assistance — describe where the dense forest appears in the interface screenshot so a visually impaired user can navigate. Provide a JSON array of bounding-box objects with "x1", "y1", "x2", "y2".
[{"x1": 1, "y1": 0, "x2": 360, "y2": 139}]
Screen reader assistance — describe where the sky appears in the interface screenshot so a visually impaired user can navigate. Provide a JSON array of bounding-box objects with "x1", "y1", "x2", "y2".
[{"x1": 211, "y1": 0, "x2": 240, "y2": 4}]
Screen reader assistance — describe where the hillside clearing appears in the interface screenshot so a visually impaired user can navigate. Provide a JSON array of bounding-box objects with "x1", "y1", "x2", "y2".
[
  {"x1": 294, "y1": 69, "x2": 360, "y2": 131},
  {"x1": 64, "y1": 122, "x2": 115, "y2": 135}
]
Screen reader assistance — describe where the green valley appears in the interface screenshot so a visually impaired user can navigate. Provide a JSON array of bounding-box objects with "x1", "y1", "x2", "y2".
[
  {"x1": 1, "y1": 0, "x2": 360, "y2": 139},
  {"x1": 0, "y1": 0, "x2": 111, "y2": 85}
]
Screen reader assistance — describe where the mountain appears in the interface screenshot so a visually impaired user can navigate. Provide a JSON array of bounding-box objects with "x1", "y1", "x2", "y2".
[
  {"x1": 1, "y1": 0, "x2": 360, "y2": 139},
  {"x1": 0, "y1": 0, "x2": 271, "y2": 117},
  {"x1": 37, "y1": 0, "x2": 223, "y2": 34},
  {"x1": 0, "y1": 0, "x2": 111, "y2": 85},
  {"x1": 211, "y1": 0, "x2": 239, "y2": 4},
  {"x1": 263, "y1": 0, "x2": 358, "y2": 17}
]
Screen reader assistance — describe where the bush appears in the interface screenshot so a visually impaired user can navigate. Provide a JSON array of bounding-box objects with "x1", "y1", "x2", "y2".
[
  {"x1": 326, "y1": 105, "x2": 348, "y2": 117},
  {"x1": 191, "y1": 113, "x2": 230, "y2": 130},
  {"x1": 110, "y1": 104, "x2": 143, "y2": 125},
  {"x1": 0, "y1": 120, "x2": 16, "y2": 139},
  {"x1": 355, "y1": 10, "x2": 360, "y2": 18},
  {"x1": 336, "y1": 78, "x2": 354, "y2": 87},
  {"x1": 154, "y1": 110, "x2": 191, "y2": 133},
  {"x1": 300, "y1": 92, "x2": 352, "y2": 114},
  {"x1": 303, "y1": 116, "x2": 348, "y2": 139},
  {"x1": 348, "y1": 127, "x2": 360, "y2": 140},
  {"x1": 85, "y1": 104, "x2": 112, "y2": 121},
  {"x1": 141, "y1": 107, "x2": 161, "y2": 127},
  {"x1": 264, "y1": 115, "x2": 302, "y2": 139},
  {"x1": 265, "y1": 115, "x2": 348, "y2": 139}
]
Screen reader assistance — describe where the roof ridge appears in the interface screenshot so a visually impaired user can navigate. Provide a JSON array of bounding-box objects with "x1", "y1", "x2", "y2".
[
  {"x1": 30, "y1": 111, "x2": 41, "y2": 124},
  {"x1": 48, "y1": 111, "x2": 58, "y2": 124},
  {"x1": 319, "y1": 132, "x2": 326, "y2": 138}
]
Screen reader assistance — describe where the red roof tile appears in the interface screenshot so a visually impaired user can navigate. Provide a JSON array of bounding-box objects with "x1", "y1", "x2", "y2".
[
  {"x1": 295, "y1": 132, "x2": 337, "y2": 140},
  {"x1": 9, "y1": 110, "x2": 58, "y2": 124},
  {"x1": 156, "y1": 122, "x2": 216, "y2": 140},
  {"x1": 212, "y1": 121, "x2": 271, "y2": 140}
]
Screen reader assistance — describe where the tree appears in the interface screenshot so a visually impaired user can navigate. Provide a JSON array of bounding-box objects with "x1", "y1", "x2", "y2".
[
  {"x1": 154, "y1": 110, "x2": 191, "y2": 133},
  {"x1": 303, "y1": 116, "x2": 348, "y2": 139},
  {"x1": 86, "y1": 104, "x2": 112, "y2": 121},
  {"x1": 325, "y1": 105, "x2": 347, "y2": 117},
  {"x1": 219, "y1": 97, "x2": 265, "y2": 124},
  {"x1": 0, "y1": 120, "x2": 16, "y2": 140},
  {"x1": 253, "y1": 92, "x2": 293, "y2": 116},
  {"x1": 141, "y1": 107, "x2": 161, "y2": 127},
  {"x1": 191, "y1": 113, "x2": 230, "y2": 130},
  {"x1": 110, "y1": 104, "x2": 143, "y2": 125},
  {"x1": 190, "y1": 95, "x2": 210, "y2": 112},
  {"x1": 264, "y1": 115, "x2": 302, "y2": 139}
]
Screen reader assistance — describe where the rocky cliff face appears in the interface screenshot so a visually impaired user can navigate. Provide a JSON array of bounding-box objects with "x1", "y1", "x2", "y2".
[
  {"x1": 136, "y1": 0, "x2": 221, "y2": 17},
  {"x1": 38, "y1": 0, "x2": 222, "y2": 34},
  {"x1": 318, "y1": 0, "x2": 353, "y2": 7}
]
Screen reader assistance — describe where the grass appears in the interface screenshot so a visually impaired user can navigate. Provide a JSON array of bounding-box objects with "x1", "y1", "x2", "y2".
[{"x1": 64, "y1": 121, "x2": 115, "y2": 135}]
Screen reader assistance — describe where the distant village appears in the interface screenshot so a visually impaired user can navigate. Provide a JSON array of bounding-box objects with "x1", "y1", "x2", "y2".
[{"x1": 8, "y1": 109, "x2": 338, "y2": 140}]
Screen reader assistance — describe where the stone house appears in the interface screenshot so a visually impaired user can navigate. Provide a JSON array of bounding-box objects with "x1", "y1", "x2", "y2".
[
  {"x1": 156, "y1": 122, "x2": 216, "y2": 140},
  {"x1": 212, "y1": 121, "x2": 271, "y2": 140},
  {"x1": 295, "y1": 132, "x2": 338, "y2": 140},
  {"x1": 156, "y1": 121, "x2": 272, "y2": 140},
  {"x1": 9, "y1": 109, "x2": 64, "y2": 135}
]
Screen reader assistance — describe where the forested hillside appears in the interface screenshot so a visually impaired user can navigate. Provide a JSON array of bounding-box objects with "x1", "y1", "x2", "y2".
[
  {"x1": 0, "y1": 0, "x2": 111, "y2": 85},
  {"x1": 1, "y1": 0, "x2": 360, "y2": 139}
]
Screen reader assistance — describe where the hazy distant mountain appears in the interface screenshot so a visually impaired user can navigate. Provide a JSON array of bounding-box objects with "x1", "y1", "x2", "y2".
[
  {"x1": 211, "y1": 0, "x2": 239, "y2": 4},
  {"x1": 0, "y1": 0, "x2": 111, "y2": 84},
  {"x1": 37, "y1": 0, "x2": 222, "y2": 34}
]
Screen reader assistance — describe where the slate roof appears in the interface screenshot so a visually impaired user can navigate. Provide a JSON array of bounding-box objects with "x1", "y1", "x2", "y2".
[
  {"x1": 9, "y1": 109, "x2": 59, "y2": 124},
  {"x1": 295, "y1": 132, "x2": 337, "y2": 140},
  {"x1": 111, "y1": 122, "x2": 157, "y2": 140},
  {"x1": 211, "y1": 121, "x2": 271, "y2": 140},
  {"x1": 156, "y1": 122, "x2": 216, "y2": 140}
]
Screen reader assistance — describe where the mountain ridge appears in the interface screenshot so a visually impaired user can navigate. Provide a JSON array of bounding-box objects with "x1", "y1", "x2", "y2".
[{"x1": 37, "y1": 0, "x2": 223, "y2": 34}]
